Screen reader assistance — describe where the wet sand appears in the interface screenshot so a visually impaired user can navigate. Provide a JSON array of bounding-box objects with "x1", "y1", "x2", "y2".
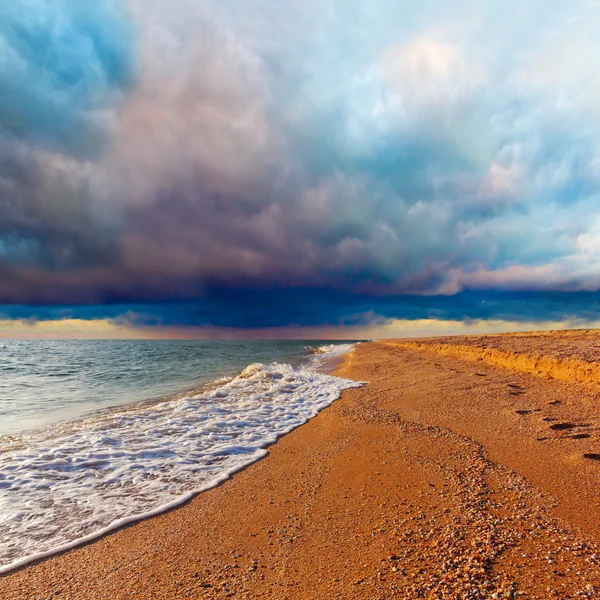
[{"x1": 3, "y1": 332, "x2": 600, "y2": 599}]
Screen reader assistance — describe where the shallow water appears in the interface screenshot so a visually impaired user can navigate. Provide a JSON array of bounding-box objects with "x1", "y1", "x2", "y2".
[{"x1": 0, "y1": 339, "x2": 344, "y2": 436}]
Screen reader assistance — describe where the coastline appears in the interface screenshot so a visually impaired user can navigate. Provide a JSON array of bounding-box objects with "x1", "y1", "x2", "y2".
[
  {"x1": 2, "y1": 335, "x2": 600, "y2": 598},
  {"x1": 0, "y1": 343, "x2": 359, "y2": 576}
]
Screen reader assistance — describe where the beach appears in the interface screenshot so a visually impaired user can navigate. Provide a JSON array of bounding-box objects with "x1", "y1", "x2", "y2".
[{"x1": 3, "y1": 332, "x2": 600, "y2": 599}]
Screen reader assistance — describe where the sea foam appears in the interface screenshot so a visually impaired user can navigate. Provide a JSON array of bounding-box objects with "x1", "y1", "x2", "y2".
[{"x1": 0, "y1": 344, "x2": 361, "y2": 573}]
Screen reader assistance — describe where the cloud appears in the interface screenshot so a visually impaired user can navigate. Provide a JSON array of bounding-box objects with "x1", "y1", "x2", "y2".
[
  {"x1": 1, "y1": 0, "x2": 600, "y2": 329},
  {"x1": 0, "y1": 0, "x2": 133, "y2": 154},
  {"x1": 4, "y1": 289, "x2": 600, "y2": 334},
  {"x1": 0, "y1": 0, "x2": 132, "y2": 284}
]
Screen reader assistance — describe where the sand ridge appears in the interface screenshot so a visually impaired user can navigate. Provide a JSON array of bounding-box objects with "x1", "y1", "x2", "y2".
[
  {"x1": 2, "y1": 334, "x2": 600, "y2": 598},
  {"x1": 386, "y1": 330, "x2": 600, "y2": 385}
]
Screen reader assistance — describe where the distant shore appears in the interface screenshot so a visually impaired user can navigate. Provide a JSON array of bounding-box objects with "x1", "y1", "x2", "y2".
[{"x1": 3, "y1": 333, "x2": 600, "y2": 599}]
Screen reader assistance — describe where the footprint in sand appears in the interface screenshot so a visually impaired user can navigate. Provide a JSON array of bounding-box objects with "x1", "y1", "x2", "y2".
[
  {"x1": 508, "y1": 384, "x2": 526, "y2": 395},
  {"x1": 549, "y1": 422, "x2": 579, "y2": 431},
  {"x1": 548, "y1": 400, "x2": 561, "y2": 406},
  {"x1": 537, "y1": 423, "x2": 592, "y2": 441},
  {"x1": 583, "y1": 453, "x2": 600, "y2": 461},
  {"x1": 515, "y1": 410, "x2": 532, "y2": 415},
  {"x1": 475, "y1": 372, "x2": 487, "y2": 377}
]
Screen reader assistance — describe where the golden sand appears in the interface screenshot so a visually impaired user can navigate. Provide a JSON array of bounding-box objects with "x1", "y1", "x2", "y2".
[
  {"x1": 389, "y1": 329, "x2": 600, "y2": 385},
  {"x1": 2, "y1": 333, "x2": 600, "y2": 599}
]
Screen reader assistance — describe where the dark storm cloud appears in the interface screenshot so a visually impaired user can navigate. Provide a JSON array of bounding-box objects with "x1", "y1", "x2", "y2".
[
  {"x1": 2, "y1": 0, "x2": 600, "y2": 328},
  {"x1": 4, "y1": 291, "x2": 600, "y2": 331},
  {"x1": 0, "y1": 0, "x2": 133, "y2": 304}
]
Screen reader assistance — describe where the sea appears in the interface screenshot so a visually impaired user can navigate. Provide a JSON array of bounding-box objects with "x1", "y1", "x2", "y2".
[{"x1": 0, "y1": 340, "x2": 362, "y2": 573}]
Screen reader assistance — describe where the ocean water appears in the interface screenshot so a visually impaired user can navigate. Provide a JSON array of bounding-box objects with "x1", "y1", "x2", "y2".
[{"x1": 0, "y1": 340, "x2": 362, "y2": 573}]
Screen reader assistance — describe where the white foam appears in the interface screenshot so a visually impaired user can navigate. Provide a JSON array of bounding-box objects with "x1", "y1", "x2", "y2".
[
  {"x1": 0, "y1": 349, "x2": 362, "y2": 574},
  {"x1": 307, "y1": 343, "x2": 357, "y2": 366}
]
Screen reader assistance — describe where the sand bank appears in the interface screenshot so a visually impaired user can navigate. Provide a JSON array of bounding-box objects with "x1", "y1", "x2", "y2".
[{"x1": 2, "y1": 334, "x2": 600, "y2": 599}]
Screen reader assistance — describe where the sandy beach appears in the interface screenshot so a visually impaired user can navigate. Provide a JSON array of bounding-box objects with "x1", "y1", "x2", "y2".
[{"x1": 3, "y1": 332, "x2": 600, "y2": 599}]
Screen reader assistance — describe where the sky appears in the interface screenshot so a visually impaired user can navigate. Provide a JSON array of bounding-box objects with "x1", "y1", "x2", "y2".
[{"x1": 2, "y1": 0, "x2": 600, "y2": 338}]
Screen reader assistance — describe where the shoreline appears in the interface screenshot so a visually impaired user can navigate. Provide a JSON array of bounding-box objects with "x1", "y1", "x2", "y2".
[
  {"x1": 2, "y1": 334, "x2": 600, "y2": 598},
  {"x1": 0, "y1": 343, "x2": 359, "y2": 577}
]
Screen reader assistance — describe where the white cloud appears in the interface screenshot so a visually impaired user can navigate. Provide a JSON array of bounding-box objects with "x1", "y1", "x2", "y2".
[{"x1": 380, "y1": 35, "x2": 479, "y2": 98}]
